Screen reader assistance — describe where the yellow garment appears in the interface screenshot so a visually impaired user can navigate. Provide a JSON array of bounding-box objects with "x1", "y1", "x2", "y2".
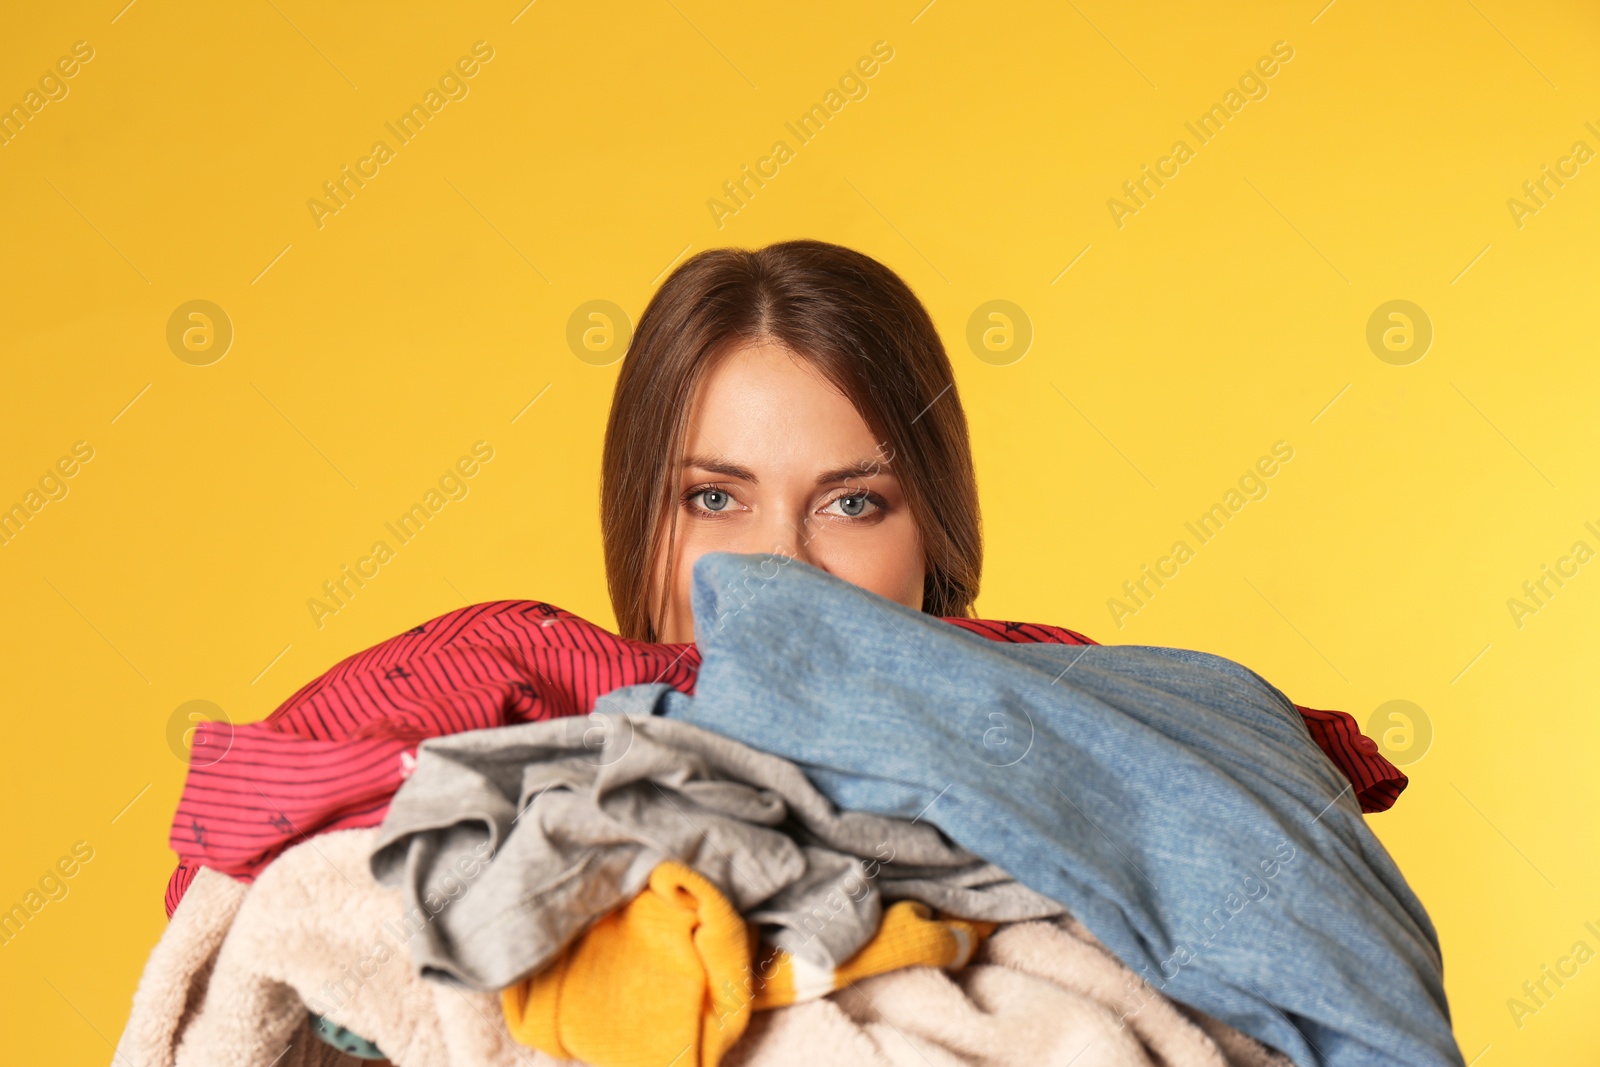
[
  {"x1": 501, "y1": 861, "x2": 754, "y2": 1067},
  {"x1": 749, "y1": 897, "x2": 996, "y2": 1010},
  {"x1": 501, "y1": 861, "x2": 997, "y2": 1067}
]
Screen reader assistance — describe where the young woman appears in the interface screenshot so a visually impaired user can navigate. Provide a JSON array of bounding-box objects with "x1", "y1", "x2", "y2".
[{"x1": 600, "y1": 238, "x2": 980, "y2": 644}]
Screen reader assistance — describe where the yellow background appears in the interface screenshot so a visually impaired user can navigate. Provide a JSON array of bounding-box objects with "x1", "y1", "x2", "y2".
[{"x1": 2, "y1": 0, "x2": 1596, "y2": 1062}]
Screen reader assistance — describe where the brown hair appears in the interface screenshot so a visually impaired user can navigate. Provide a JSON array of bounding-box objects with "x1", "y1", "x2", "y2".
[{"x1": 599, "y1": 238, "x2": 981, "y2": 641}]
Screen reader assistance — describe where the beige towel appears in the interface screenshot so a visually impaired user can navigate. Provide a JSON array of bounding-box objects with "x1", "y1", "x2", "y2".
[
  {"x1": 112, "y1": 866, "x2": 355, "y2": 1067},
  {"x1": 114, "y1": 829, "x2": 1289, "y2": 1067},
  {"x1": 114, "y1": 830, "x2": 546, "y2": 1067},
  {"x1": 723, "y1": 915, "x2": 1292, "y2": 1067}
]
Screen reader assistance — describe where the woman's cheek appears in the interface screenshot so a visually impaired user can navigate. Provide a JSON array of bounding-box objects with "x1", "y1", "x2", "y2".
[{"x1": 824, "y1": 522, "x2": 924, "y2": 610}]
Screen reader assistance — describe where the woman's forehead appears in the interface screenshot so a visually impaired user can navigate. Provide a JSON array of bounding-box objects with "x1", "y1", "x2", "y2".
[{"x1": 682, "y1": 346, "x2": 885, "y2": 471}]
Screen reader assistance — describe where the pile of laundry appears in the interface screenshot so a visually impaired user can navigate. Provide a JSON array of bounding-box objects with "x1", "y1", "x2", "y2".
[{"x1": 114, "y1": 552, "x2": 1466, "y2": 1067}]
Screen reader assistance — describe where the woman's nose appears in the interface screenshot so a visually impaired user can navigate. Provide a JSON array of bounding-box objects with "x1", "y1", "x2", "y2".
[{"x1": 758, "y1": 506, "x2": 821, "y2": 569}]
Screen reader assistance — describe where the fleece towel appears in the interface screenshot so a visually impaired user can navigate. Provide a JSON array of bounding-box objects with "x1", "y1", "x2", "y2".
[
  {"x1": 114, "y1": 829, "x2": 556, "y2": 1067},
  {"x1": 724, "y1": 914, "x2": 1293, "y2": 1067}
]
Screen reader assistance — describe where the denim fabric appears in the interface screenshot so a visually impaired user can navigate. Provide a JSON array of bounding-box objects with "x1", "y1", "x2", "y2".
[{"x1": 602, "y1": 551, "x2": 1461, "y2": 1067}]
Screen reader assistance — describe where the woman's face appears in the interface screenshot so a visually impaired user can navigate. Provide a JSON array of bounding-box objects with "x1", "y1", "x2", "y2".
[{"x1": 649, "y1": 340, "x2": 926, "y2": 644}]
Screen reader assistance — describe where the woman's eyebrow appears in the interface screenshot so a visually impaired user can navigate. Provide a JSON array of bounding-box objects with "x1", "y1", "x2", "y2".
[
  {"x1": 813, "y1": 458, "x2": 894, "y2": 485},
  {"x1": 683, "y1": 454, "x2": 759, "y2": 483}
]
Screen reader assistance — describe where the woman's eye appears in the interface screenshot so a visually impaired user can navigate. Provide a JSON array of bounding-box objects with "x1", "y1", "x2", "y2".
[
  {"x1": 692, "y1": 488, "x2": 732, "y2": 512},
  {"x1": 825, "y1": 493, "x2": 876, "y2": 518}
]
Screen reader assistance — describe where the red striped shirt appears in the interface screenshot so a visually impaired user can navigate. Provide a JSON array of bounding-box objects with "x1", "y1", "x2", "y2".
[{"x1": 163, "y1": 601, "x2": 1405, "y2": 917}]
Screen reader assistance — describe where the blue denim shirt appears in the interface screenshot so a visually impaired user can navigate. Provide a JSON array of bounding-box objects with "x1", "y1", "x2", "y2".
[{"x1": 595, "y1": 551, "x2": 1461, "y2": 1067}]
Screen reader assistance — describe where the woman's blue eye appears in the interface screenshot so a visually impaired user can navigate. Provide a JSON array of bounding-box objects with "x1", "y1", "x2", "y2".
[
  {"x1": 826, "y1": 493, "x2": 877, "y2": 518},
  {"x1": 698, "y1": 489, "x2": 730, "y2": 512}
]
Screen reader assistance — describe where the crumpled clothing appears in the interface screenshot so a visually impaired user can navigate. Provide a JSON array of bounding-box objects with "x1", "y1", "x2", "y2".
[
  {"x1": 500, "y1": 860, "x2": 998, "y2": 1067},
  {"x1": 164, "y1": 599, "x2": 704, "y2": 916},
  {"x1": 164, "y1": 599, "x2": 1403, "y2": 917},
  {"x1": 368, "y1": 709, "x2": 1062, "y2": 992},
  {"x1": 113, "y1": 828, "x2": 1288, "y2": 1067},
  {"x1": 749, "y1": 898, "x2": 994, "y2": 1010}
]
